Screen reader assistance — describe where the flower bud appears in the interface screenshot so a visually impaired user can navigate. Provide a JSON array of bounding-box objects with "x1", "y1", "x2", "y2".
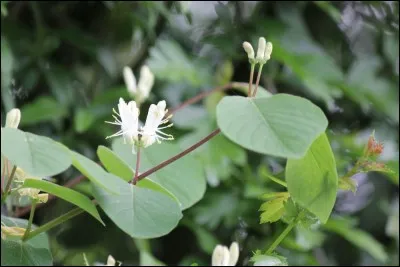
[
  {"x1": 137, "y1": 65, "x2": 155, "y2": 101},
  {"x1": 229, "y1": 242, "x2": 239, "y2": 266},
  {"x1": 212, "y1": 245, "x2": 230, "y2": 266},
  {"x1": 256, "y1": 37, "x2": 266, "y2": 61},
  {"x1": 123, "y1": 66, "x2": 137, "y2": 96},
  {"x1": 107, "y1": 255, "x2": 116, "y2": 266},
  {"x1": 1, "y1": 225, "x2": 26, "y2": 240},
  {"x1": 5, "y1": 108, "x2": 21, "y2": 128},
  {"x1": 242, "y1": 41, "x2": 255, "y2": 60},
  {"x1": 264, "y1": 42, "x2": 273, "y2": 61},
  {"x1": 37, "y1": 193, "x2": 49, "y2": 203}
]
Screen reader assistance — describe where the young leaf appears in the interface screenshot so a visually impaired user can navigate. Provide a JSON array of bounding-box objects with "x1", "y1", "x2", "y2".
[
  {"x1": 286, "y1": 133, "x2": 338, "y2": 223},
  {"x1": 216, "y1": 94, "x2": 328, "y2": 159},
  {"x1": 1, "y1": 128, "x2": 72, "y2": 177},
  {"x1": 259, "y1": 192, "x2": 290, "y2": 224},
  {"x1": 22, "y1": 179, "x2": 104, "y2": 225}
]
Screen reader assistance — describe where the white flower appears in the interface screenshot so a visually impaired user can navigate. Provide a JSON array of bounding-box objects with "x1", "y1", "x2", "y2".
[
  {"x1": 5, "y1": 108, "x2": 21, "y2": 128},
  {"x1": 13, "y1": 168, "x2": 49, "y2": 203},
  {"x1": 106, "y1": 98, "x2": 173, "y2": 150},
  {"x1": 140, "y1": 100, "x2": 174, "y2": 147},
  {"x1": 106, "y1": 255, "x2": 121, "y2": 266},
  {"x1": 212, "y1": 242, "x2": 239, "y2": 266},
  {"x1": 264, "y1": 42, "x2": 273, "y2": 61},
  {"x1": 256, "y1": 37, "x2": 266, "y2": 62},
  {"x1": 243, "y1": 42, "x2": 255, "y2": 61},
  {"x1": 105, "y1": 98, "x2": 140, "y2": 145},
  {"x1": 123, "y1": 65, "x2": 155, "y2": 103}
]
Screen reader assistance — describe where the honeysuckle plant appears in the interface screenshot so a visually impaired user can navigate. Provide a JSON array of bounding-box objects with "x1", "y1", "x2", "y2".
[{"x1": 0, "y1": 36, "x2": 396, "y2": 266}]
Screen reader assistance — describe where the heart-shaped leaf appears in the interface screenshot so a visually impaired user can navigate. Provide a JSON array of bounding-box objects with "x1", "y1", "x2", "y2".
[{"x1": 216, "y1": 94, "x2": 328, "y2": 159}]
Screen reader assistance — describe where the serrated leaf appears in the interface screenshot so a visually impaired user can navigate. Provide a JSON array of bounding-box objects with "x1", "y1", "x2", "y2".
[
  {"x1": 259, "y1": 193, "x2": 289, "y2": 224},
  {"x1": 286, "y1": 133, "x2": 338, "y2": 223},
  {"x1": 21, "y1": 179, "x2": 104, "y2": 225},
  {"x1": 1, "y1": 128, "x2": 72, "y2": 177},
  {"x1": 216, "y1": 94, "x2": 328, "y2": 158}
]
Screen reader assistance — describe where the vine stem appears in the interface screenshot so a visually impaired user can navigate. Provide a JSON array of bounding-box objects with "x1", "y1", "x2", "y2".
[
  {"x1": 132, "y1": 146, "x2": 141, "y2": 185},
  {"x1": 22, "y1": 200, "x2": 37, "y2": 241},
  {"x1": 1, "y1": 165, "x2": 17, "y2": 204},
  {"x1": 266, "y1": 211, "x2": 305, "y2": 254},
  {"x1": 248, "y1": 64, "x2": 255, "y2": 97},
  {"x1": 252, "y1": 64, "x2": 264, "y2": 97},
  {"x1": 23, "y1": 207, "x2": 84, "y2": 242}
]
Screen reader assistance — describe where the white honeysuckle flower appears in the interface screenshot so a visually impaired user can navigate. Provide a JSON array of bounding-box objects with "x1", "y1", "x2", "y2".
[
  {"x1": 5, "y1": 108, "x2": 21, "y2": 128},
  {"x1": 123, "y1": 66, "x2": 137, "y2": 96},
  {"x1": 123, "y1": 65, "x2": 155, "y2": 103},
  {"x1": 264, "y1": 42, "x2": 273, "y2": 61},
  {"x1": 106, "y1": 98, "x2": 173, "y2": 151},
  {"x1": 106, "y1": 255, "x2": 116, "y2": 266},
  {"x1": 140, "y1": 100, "x2": 174, "y2": 147},
  {"x1": 137, "y1": 65, "x2": 155, "y2": 102},
  {"x1": 105, "y1": 98, "x2": 140, "y2": 147},
  {"x1": 212, "y1": 242, "x2": 240, "y2": 266},
  {"x1": 13, "y1": 167, "x2": 49, "y2": 203},
  {"x1": 256, "y1": 37, "x2": 266, "y2": 61},
  {"x1": 228, "y1": 242, "x2": 239, "y2": 266},
  {"x1": 242, "y1": 41, "x2": 255, "y2": 61}
]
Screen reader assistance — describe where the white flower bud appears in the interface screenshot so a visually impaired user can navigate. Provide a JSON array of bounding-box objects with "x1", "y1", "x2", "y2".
[
  {"x1": 123, "y1": 66, "x2": 137, "y2": 96},
  {"x1": 137, "y1": 65, "x2": 155, "y2": 101},
  {"x1": 212, "y1": 245, "x2": 230, "y2": 266},
  {"x1": 229, "y1": 242, "x2": 239, "y2": 266},
  {"x1": 264, "y1": 42, "x2": 273, "y2": 61},
  {"x1": 5, "y1": 108, "x2": 21, "y2": 128},
  {"x1": 256, "y1": 37, "x2": 266, "y2": 61},
  {"x1": 37, "y1": 193, "x2": 49, "y2": 203},
  {"x1": 107, "y1": 255, "x2": 116, "y2": 266},
  {"x1": 242, "y1": 42, "x2": 255, "y2": 60}
]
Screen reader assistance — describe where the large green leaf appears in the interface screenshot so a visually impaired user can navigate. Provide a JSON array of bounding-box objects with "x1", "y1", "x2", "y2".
[
  {"x1": 216, "y1": 94, "x2": 328, "y2": 159},
  {"x1": 286, "y1": 133, "x2": 338, "y2": 223},
  {"x1": 96, "y1": 145, "x2": 178, "y2": 201},
  {"x1": 70, "y1": 151, "x2": 121, "y2": 195},
  {"x1": 92, "y1": 174, "x2": 182, "y2": 239},
  {"x1": 1, "y1": 128, "x2": 72, "y2": 177},
  {"x1": 112, "y1": 140, "x2": 206, "y2": 210},
  {"x1": 1, "y1": 216, "x2": 52, "y2": 266},
  {"x1": 22, "y1": 179, "x2": 104, "y2": 225}
]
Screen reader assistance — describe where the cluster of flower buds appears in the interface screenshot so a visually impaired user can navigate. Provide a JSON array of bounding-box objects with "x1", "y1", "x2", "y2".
[
  {"x1": 123, "y1": 65, "x2": 155, "y2": 105},
  {"x1": 366, "y1": 133, "x2": 384, "y2": 157},
  {"x1": 242, "y1": 37, "x2": 273, "y2": 65},
  {"x1": 211, "y1": 242, "x2": 239, "y2": 266}
]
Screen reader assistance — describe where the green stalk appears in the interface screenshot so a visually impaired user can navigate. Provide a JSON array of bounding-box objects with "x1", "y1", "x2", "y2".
[
  {"x1": 1, "y1": 165, "x2": 17, "y2": 204},
  {"x1": 24, "y1": 207, "x2": 84, "y2": 241},
  {"x1": 22, "y1": 200, "x2": 37, "y2": 241}
]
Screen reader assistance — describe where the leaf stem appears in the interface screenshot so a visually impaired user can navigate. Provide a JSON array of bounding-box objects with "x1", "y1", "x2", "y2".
[
  {"x1": 23, "y1": 207, "x2": 84, "y2": 241},
  {"x1": 248, "y1": 64, "x2": 255, "y2": 97},
  {"x1": 22, "y1": 200, "x2": 37, "y2": 241},
  {"x1": 137, "y1": 129, "x2": 221, "y2": 182},
  {"x1": 252, "y1": 64, "x2": 264, "y2": 97},
  {"x1": 1, "y1": 165, "x2": 17, "y2": 204}
]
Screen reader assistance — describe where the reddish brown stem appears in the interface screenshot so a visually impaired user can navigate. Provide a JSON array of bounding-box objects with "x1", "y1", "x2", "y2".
[{"x1": 136, "y1": 129, "x2": 220, "y2": 182}]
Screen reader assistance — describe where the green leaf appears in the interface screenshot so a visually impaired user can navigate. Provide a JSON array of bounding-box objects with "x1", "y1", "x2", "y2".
[
  {"x1": 324, "y1": 217, "x2": 388, "y2": 262},
  {"x1": 92, "y1": 174, "x2": 182, "y2": 239},
  {"x1": 1, "y1": 216, "x2": 52, "y2": 266},
  {"x1": 22, "y1": 179, "x2": 104, "y2": 225},
  {"x1": 259, "y1": 193, "x2": 290, "y2": 224},
  {"x1": 1, "y1": 128, "x2": 72, "y2": 177},
  {"x1": 70, "y1": 151, "x2": 121, "y2": 195},
  {"x1": 250, "y1": 251, "x2": 288, "y2": 266},
  {"x1": 97, "y1": 145, "x2": 178, "y2": 202},
  {"x1": 112, "y1": 140, "x2": 206, "y2": 210},
  {"x1": 286, "y1": 133, "x2": 338, "y2": 223},
  {"x1": 20, "y1": 96, "x2": 67, "y2": 126},
  {"x1": 216, "y1": 94, "x2": 328, "y2": 158},
  {"x1": 74, "y1": 108, "x2": 96, "y2": 133}
]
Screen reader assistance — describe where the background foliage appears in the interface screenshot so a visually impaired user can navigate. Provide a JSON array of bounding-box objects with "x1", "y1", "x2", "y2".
[{"x1": 1, "y1": 1, "x2": 399, "y2": 266}]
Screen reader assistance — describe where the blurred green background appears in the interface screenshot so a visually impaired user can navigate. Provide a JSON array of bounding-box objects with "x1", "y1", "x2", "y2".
[{"x1": 1, "y1": 1, "x2": 399, "y2": 266}]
